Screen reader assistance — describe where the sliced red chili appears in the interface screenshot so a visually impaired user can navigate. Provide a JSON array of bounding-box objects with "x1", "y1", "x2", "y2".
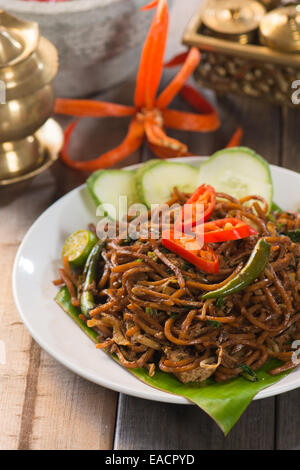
[
  {"x1": 196, "y1": 217, "x2": 258, "y2": 244},
  {"x1": 161, "y1": 229, "x2": 219, "y2": 274},
  {"x1": 174, "y1": 184, "x2": 216, "y2": 232}
]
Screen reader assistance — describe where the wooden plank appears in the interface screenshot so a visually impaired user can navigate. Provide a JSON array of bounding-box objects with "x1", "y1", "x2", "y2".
[
  {"x1": 276, "y1": 390, "x2": 300, "y2": 450},
  {"x1": 0, "y1": 169, "x2": 59, "y2": 450},
  {"x1": 0, "y1": 244, "x2": 32, "y2": 450},
  {"x1": 0, "y1": 170, "x2": 119, "y2": 449},
  {"x1": 114, "y1": 395, "x2": 275, "y2": 450},
  {"x1": 0, "y1": 171, "x2": 119, "y2": 450},
  {"x1": 114, "y1": 93, "x2": 281, "y2": 450},
  {"x1": 29, "y1": 351, "x2": 118, "y2": 450},
  {"x1": 281, "y1": 106, "x2": 300, "y2": 172},
  {"x1": 275, "y1": 105, "x2": 300, "y2": 450}
]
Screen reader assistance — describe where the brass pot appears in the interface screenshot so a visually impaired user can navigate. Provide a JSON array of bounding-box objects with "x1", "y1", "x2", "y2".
[{"x1": 0, "y1": 10, "x2": 59, "y2": 181}]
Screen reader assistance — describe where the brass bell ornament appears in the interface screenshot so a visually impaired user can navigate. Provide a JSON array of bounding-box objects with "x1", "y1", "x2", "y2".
[{"x1": 0, "y1": 10, "x2": 63, "y2": 185}]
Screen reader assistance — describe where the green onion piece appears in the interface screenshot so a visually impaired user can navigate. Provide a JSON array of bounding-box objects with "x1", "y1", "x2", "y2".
[
  {"x1": 284, "y1": 229, "x2": 300, "y2": 243},
  {"x1": 145, "y1": 307, "x2": 158, "y2": 316},
  {"x1": 207, "y1": 320, "x2": 221, "y2": 328},
  {"x1": 239, "y1": 364, "x2": 258, "y2": 382},
  {"x1": 120, "y1": 237, "x2": 135, "y2": 246},
  {"x1": 147, "y1": 251, "x2": 158, "y2": 262},
  {"x1": 181, "y1": 261, "x2": 192, "y2": 271},
  {"x1": 267, "y1": 213, "x2": 277, "y2": 223},
  {"x1": 216, "y1": 298, "x2": 225, "y2": 308}
]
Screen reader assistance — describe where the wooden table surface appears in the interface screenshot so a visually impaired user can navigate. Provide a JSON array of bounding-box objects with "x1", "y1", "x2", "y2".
[{"x1": 1, "y1": 0, "x2": 300, "y2": 450}]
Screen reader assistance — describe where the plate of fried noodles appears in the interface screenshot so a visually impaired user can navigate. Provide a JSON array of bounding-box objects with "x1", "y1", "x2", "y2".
[{"x1": 12, "y1": 155, "x2": 300, "y2": 433}]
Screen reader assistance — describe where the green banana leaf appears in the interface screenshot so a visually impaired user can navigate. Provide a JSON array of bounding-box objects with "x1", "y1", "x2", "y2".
[
  {"x1": 55, "y1": 287, "x2": 291, "y2": 435},
  {"x1": 271, "y1": 201, "x2": 283, "y2": 213}
]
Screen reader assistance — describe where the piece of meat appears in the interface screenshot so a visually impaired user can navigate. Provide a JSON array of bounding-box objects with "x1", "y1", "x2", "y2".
[
  {"x1": 167, "y1": 349, "x2": 220, "y2": 384},
  {"x1": 174, "y1": 364, "x2": 216, "y2": 384}
]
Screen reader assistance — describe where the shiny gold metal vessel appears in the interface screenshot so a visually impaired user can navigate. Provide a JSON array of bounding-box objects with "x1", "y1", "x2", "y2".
[
  {"x1": 260, "y1": 5, "x2": 300, "y2": 53},
  {"x1": 201, "y1": 0, "x2": 266, "y2": 44},
  {"x1": 0, "y1": 10, "x2": 62, "y2": 185}
]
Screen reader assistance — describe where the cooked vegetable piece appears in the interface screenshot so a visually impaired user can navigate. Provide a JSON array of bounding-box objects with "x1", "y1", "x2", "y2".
[
  {"x1": 80, "y1": 243, "x2": 103, "y2": 317},
  {"x1": 62, "y1": 230, "x2": 98, "y2": 269},
  {"x1": 285, "y1": 229, "x2": 300, "y2": 243},
  {"x1": 197, "y1": 147, "x2": 273, "y2": 210},
  {"x1": 239, "y1": 364, "x2": 259, "y2": 383},
  {"x1": 199, "y1": 217, "x2": 257, "y2": 243},
  {"x1": 174, "y1": 184, "x2": 216, "y2": 232},
  {"x1": 207, "y1": 320, "x2": 221, "y2": 328},
  {"x1": 161, "y1": 229, "x2": 219, "y2": 274},
  {"x1": 135, "y1": 159, "x2": 198, "y2": 208},
  {"x1": 86, "y1": 169, "x2": 137, "y2": 221},
  {"x1": 203, "y1": 238, "x2": 271, "y2": 299}
]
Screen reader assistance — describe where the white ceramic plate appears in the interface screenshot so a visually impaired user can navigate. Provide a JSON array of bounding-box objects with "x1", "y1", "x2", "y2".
[{"x1": 12, "y1": 157, "x2": 300, "y2": 403}]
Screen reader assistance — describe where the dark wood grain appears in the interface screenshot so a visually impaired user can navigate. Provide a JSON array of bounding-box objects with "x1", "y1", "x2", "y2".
[
  {"x1": 281, "y1": 106, "x2": 300, "y2": 172},
  {"x1": 276, "y1": 389, "x2": 300, "y2": 450},
  {"x1": 114, "y1": 395, "x2": 275, "y2": 450}
]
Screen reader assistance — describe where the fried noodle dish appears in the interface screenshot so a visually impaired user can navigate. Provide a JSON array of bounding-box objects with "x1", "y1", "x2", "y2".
[{"x1": 56, "y1": 189, "x2": 300, "y2": 384}]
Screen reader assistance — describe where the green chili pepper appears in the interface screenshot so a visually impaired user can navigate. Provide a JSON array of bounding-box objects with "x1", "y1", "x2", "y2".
[
  {"x1": 284, "y1": 229, "x2": 300, "y2": 243},
  {"x1": 203, "y1": 238, "x2": 271, "y2": 300},
  {"x1": 80, "y1": 242, "x2": 103, "y2": 317}
]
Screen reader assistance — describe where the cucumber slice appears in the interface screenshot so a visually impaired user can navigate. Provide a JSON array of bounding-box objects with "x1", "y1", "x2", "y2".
[
  {"x1": 86, "y1": 169, "x2": 137, "y2": 221},
  {"x1": 135, "y1": 159, "x2": 198, "y2": 208},
  {"x1": 197, "y1": 147, "x2": 273, "y2": 210}
]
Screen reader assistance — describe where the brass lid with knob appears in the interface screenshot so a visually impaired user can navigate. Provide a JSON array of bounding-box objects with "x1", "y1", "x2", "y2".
[
  {"x1": 260, "y1": 5, "x2": 300, "y2": 53},
  {"x1": 201, "y1": 0, "x2": 266, "y2": 43},
  {"x1": 0, "y1": 10, "x2": 63, "y2": 186}
]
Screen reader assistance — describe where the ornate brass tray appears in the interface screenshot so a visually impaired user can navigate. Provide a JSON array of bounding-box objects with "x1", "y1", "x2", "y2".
[{"x1": 183, "y1": 6, "x2": 300, "y2": 107}]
